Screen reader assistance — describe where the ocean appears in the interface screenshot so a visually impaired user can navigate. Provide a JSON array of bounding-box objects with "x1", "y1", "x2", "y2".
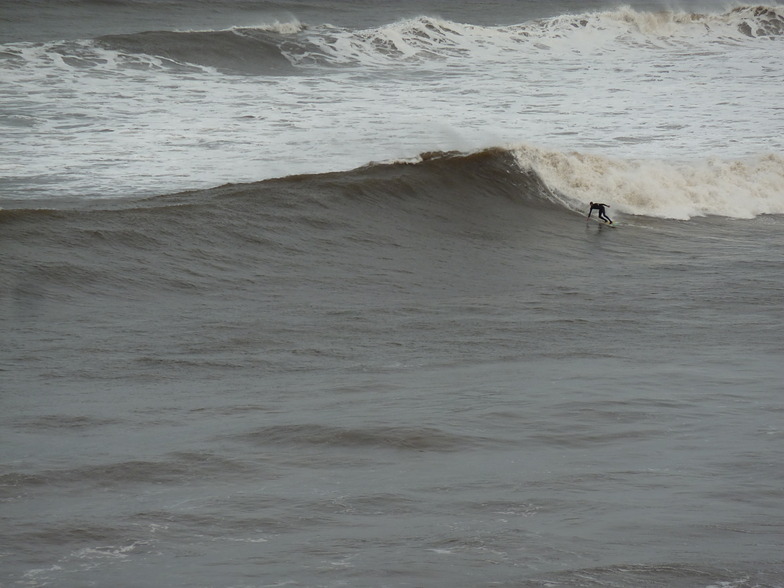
[{"x1": 1, "y1": 1, "x2": 783, "y2": 586}]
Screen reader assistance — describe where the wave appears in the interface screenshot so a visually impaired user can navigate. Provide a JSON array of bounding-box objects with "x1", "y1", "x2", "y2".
[
  {"x1": 2, "y1": 146, "x2": 782, "y2": 219},
  {"x1": 282, "y1": 4, "x2": 784, "y2": 68},
  {"x1": 95, "y1": 27, "x2": 300, "y2": 75},
  {"x1": 254, "y1": 4, "x2": 779, "y2": 66},
  {"x1": 0, "y1": 22, "x2": 306, "y2": 76},
  {"x1": 241, "y1": 5, "x2": 784, "y2": 70},
  {"x1": 4, "y1": 5, "x2": 781, "y2": 74},
  {"x1": 2, "y1": 146, "x2": 781, "y2": 328},
  {"x1": 510, "y1": 146, "x2": 784, "y2": 220},
  {"x1": 245, "y1": 146, "x2": 784, "y2": 221}
]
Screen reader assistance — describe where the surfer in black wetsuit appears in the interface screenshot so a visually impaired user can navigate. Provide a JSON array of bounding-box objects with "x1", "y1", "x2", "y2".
[{"x1": 587, "y1": 202, "x2": 612, "y2": 224}]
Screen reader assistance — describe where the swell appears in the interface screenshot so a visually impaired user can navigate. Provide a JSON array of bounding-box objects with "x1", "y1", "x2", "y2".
[
  {"x1": 96, "y1": 28, "x2": 298, "y2": 75},
  {"x1": 2, "y1": 146, "x2": 782, "y2": 304},
  {"x1": 235, "y1": 423, "x2": 500, "y2": 452},
  {"x1": 0, "y1": 149, "x2": 551, "y2": 300},
  {"x1": 100, "y1": 5, "x2": 784, "y2": 72},
  {"x1": 0, "y1": 452, "x2": 255, "y2": 497}
]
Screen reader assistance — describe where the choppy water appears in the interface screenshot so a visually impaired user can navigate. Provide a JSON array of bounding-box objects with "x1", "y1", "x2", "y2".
[
  {"x1": 1, "y1": 2, "x2": 783, "y2": 587},
  {"x1": 2, "y1": 1, "x2": 783, "y2": 203}
]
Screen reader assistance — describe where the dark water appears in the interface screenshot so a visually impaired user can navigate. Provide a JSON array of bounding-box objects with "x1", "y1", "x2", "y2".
[{"x1": 3, "y1": 149, "x2": 783, "y2": 586}]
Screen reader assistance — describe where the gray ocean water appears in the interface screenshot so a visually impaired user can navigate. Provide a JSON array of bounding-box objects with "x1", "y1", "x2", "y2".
[{"x1": 2, "y1": 2, "x2": 784, "y2": 587}]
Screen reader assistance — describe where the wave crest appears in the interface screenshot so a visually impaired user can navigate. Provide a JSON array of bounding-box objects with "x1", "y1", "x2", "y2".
[
  {"x1": 519, "y1": 4, "x2": 784, "y2": 42},
  {"x1": 288, "y1": 5, "x2": 784, "y2": 67},
  {"x1": 511, "y1": 145, "x2": 784, "y2": 219},
  {"x1": 96, "y1": 28, "x2": 296, "y2": 74}
]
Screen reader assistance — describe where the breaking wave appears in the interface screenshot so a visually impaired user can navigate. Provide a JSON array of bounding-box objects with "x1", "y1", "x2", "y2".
[
  {"x1": 511, "y1": 146, "x2": 784, "y2": 220},
  {"x1": 3, "y1": 145, "x2": 782, "y2": 220},
  {"x1": 3, "y1": 5, "x2": 781, "y2": 73}
]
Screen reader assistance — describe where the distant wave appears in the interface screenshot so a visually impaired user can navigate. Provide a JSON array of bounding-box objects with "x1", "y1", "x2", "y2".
[
  {"x1": 530, "y1": 5, "x2": 784, "y2": 40},
  {"x1": 4, "y1": 5, "x2": 781, "y2": 74},
  {"x1": 285, "y1": 5, "x2": 784, "y2": 67},
  {"x1": 96, "y1": 28, "x2": 299, "y2": 75}
]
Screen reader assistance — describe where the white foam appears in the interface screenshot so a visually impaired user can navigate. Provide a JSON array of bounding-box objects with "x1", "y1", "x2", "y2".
[
  {"x1": 512, "y1": 144, "x2": 784, "y2": 219},
  {"x1": 75, "y1": 542, "x2": 142, "y2": 559},
  {"x1": 234, "y1": 18, "x2": 304, "y2": 36}
]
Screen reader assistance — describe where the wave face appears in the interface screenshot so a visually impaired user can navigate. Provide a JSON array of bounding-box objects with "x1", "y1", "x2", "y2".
[
  {"x1": 3, "y1": 147, "x2": 783, "y2": 316},
  {"x1": 0, "y1": 149, "x2": 548, "y2": 296},
  {"x1": 95, "y1": 28, "x2": 300, "y2": 75},
  {"x1": 0, "y1": 148, "x2": 594, "y2": 320}
]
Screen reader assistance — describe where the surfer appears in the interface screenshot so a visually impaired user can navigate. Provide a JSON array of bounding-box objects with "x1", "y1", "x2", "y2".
[{"x1": 587, "y1": 202, "x2": 613, "y2": 224}]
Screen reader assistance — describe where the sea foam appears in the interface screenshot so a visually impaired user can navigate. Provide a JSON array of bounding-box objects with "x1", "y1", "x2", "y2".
[{"x1": 512, "y1": 145, "x2": 784, "y2": 219}]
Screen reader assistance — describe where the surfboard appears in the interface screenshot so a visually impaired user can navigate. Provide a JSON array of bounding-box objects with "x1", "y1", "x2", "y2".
[{"x1": 587, "y1": 216, "x2": 618, "y2": 227}]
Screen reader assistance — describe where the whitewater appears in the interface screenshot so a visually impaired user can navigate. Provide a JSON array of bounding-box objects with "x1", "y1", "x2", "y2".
[{"x1": 1, "y1": 4, "x2": 783, "y2": 218}]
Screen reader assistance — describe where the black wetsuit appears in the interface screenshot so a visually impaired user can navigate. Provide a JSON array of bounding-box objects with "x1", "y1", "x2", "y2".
[{"x1": 587, "y1": 202, "x2": 612, "y2": 224}]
